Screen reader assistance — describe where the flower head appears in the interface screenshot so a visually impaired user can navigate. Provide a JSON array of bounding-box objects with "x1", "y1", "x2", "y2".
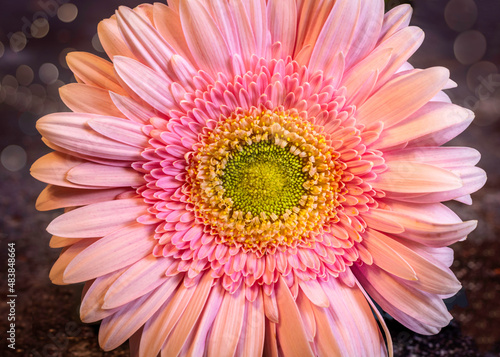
[{"x1": 32, "y1": 0, "x2": 486, "y2": 355}]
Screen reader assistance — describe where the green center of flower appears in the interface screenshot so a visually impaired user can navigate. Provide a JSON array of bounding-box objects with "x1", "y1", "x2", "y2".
[{"x1": 222, "y1": 140, "x2": 307, "y2": 216}]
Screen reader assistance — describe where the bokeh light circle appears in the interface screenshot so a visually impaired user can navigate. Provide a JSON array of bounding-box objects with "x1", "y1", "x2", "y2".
[
  {"x1": 31, "y1": 18, "x2": 50, "y2": 39},
  {"x1": 10, "y1": 32, "x2": 27, "y2": 53},
  {"x1": 445, "y1": 0, "x2": 478, "y2": 32},
  {"x1": 39, "y1": 63, "x2": 59, "y2": 85},
  {"x1": 467, "y1": 61, "x2": 498, "y2": 92},
  {"x1": 57, "y1": 3, "x2": 78, "y2": 23},
  {"x1": 16, "y1": 65, "x2": 35, "y2": 86},
  {"x1": 454, "y1": 30, "x2": 487, "y2": 65},
  {"x1": 1, "y1": 145, "x2": 27, "y2": 172}
]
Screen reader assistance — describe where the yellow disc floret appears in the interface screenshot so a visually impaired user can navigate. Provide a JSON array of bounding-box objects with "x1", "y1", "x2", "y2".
[{"x1": 186, "y1": 110, "x2": 344, "y2": 254}]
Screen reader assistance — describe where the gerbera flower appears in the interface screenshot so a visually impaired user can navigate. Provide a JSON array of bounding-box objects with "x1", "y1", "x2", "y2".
[{"x1": 31, "y1": 0, "x2": 486, "y2": 355}]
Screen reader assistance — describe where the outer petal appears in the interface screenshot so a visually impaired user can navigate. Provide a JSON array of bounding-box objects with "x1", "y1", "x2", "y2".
[
  {"x1": 36, "y1": 185, "x2": 129, "y2": 211},
  {"x1": 275, "y1": 277, "x2": 315, "y2": 357},
  {"x1": 179, "y1": 0, "x2": 232, "y2": 77},
  {"x1": 66, "y1": 52, "x2": 127, "y2": 95},
  {"x1": 308, "y1": 0, "x2": 360, "y2": 74},
  {"x1": 63, "y1": 223, "x2": 155, "y2": 283},
  {"x1": 113, "y1": 56, "x2": 177, "y2": 115},
  {"x1": 116, "y1": 6, "x2": 176, "y2": 74},
  {"x1": 47, "y1": 198, "x2": 147, "y2": 238},
  {"x1": 267, "y1": 0, "x2": 297, "y2": 58},
  {"x1": 37, "y1": 113, "x2": 143, "y2": 161},
  {"x1": 60, "y1": 84, "x2": 126, "y2": 118},
  {"x1": 356, "y1": 67, "x2": 450, "y2": 128}
]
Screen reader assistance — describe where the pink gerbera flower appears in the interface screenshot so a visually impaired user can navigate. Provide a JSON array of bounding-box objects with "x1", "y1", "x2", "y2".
[{"x1": 31, "y1": 0, "x2": 486, "y2": 355}]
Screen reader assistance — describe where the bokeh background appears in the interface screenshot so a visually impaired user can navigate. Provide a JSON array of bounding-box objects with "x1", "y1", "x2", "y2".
[{"x1": 0, "y1": 0, "x2": 499, "y2": 356}]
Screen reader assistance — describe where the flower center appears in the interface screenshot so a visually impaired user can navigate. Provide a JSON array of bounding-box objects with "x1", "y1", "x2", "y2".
[
  {"x1": 185, "y1": 110, "x2": 344, "y2": 254},
  {"x1": 222, "y1": 140, "x2": 307, "y2": 216}
]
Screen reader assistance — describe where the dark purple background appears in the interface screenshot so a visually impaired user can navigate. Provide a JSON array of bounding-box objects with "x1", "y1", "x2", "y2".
[{"x1": 0, "y1": 1, "x2": 499, "y2": 356}]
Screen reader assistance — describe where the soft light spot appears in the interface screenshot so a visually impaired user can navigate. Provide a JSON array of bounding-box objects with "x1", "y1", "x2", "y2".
[
  {"x1": 10, "y1": 32, "x2": 27, "y2": 53},
  {"x1": 39, "y1": 63, "x2": 59, "y2": 85},
  {"x1": 466, "y1": 61, "x2": 498, "y2": 91},
  {"x1": 454, "y1": 30, "x2": 487, "y2": 65},
  {"x1": 92, "y1": 33, "x2": 105, "y2": 53},
  {"x1": 31, "y1": 18, "x2": 50, "y2": 39},
  {"x1": 444, "y1": 0, "x2": 478, "y2": 32},
  {"x1": 0, "y1": 42, "x2": 4, "y2": 58},
  {"x1": 1, "y1": 145, "x2": 27, "y2": 172},
  {"x1": 16, "y1": 65, "x2": 34, "y2": 86},
  {"x1": 57, "y1": 3, "x2": 78, "y2": 23},
  {"x1": 2, "y1": 75, "x2": 19, "y2": 96},
  {"x1": 16, "y1": 86, "x2": 33, "y2": 111}
]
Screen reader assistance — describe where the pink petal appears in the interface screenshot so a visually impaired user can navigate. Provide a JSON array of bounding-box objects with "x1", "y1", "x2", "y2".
[
  {"x1": 230, "y1": 0, "x2": 257, "y2": 67},
  {"x1": 345, "y1": 0, "x2": 384, "y2": 68},
  {"x1": 49, "y1": 240, "x2": 96, "y2": 285},
  {"x1": 31, "y1": 152, "x2": 97, "y2": 189},
  {"x1": 372, "y1": 161, "x2": 463, "y2": 194},
  {"x1": 318, "y1": 278, "x2": 383, "y2": 356},
  {"x1": 183, "y1": 283, "x2": 224, "y2": 356},
  {"x1": 60, "y1": 84, "x2": 126, "y2": 118},
  {"x1": 37, "y1": 113, "x2": 143, "y2": 161},
  {"x1": 36, "y1": 185, "x2": 129, "y2": 211},
  {"x1": 207, "y1": 286, "x2": 246, "y2": 356},
  {"x1": 113, "y1": 56, "x2": 177, "y2": 115},
  {"x1": 243, "y1": 0, "x2": 267, "y2": 57},
  {"x1": 357, "y1": 67, "x2": 450, "y2": 128},
  {"x1": 235, "y1": 289, "x2": 265, "y2": 356},
  {"x1": 66, "y1": 51, "x2": 126, "y2": 95},
  {"x1": 374, "y1": 102, "x2": 474, "y2": 150},
  {"x1": 373, "y1": 26, "x2": 425, "y2": 88},
  {"x1": 103, "y1": 256, "x2": 174, "y2": 309},
  {"x1": 67, "y1": 162, "x2": 144, "y2": 187},
  {"x1": 88, "y1": 116, "x2": 148, "y2": 148},
  {"x1": 80, "y1": 268, "x2": 127, "y2": 323},
  {"x1": 362, "y1": 229, "x2": 417, "y2": 280},
  {"x1": 378, "y1": 4, "x2": 413, "y2": 44},
  {"x1": 64, "y1": 223, "x2": 155, "y2": 283},
  {"x1": 294, "y1": 0, "x2": 335, "y2": 63},
  {"x1": 355, "y1": 265, "x2": 452, "y2": 334},
  {"x1": 153, "y1": 3, "x2": 197, "y2": 64},
  {"x1": 394, "y1": 166, "x2": 486, "y2": 204},
  {"x1": 308, "y1": 0, "x2": 360, "y2": 73},
  {"x1": 267, "y1": 0, "x2": 297, "y2": 58},
  {"x1": 116, "y1": 6, "x2": 176, "y2": 74},
  {"x1": 97, "y1": 18, "x2": 136, "y2": 60},
  {"x1": 372, "y1": 202, "x2": 477, "y2": 247},
  {"x1": 275, "y1": 277, "x2": 315, "y2": 357},
  {"x1": 99, "y1": 275, "x2": 183, "y2": 350},
  {"x1": 384, "y1": 147, "x2": 481, "y2": 169},
  {"x1": 179, "y1": 0, "x2": 232, "y2": 77},
  {"x1": 109, "y1": 92, "x2": 158, "y2": 123},
  {"x1": 299, "y1": 279, "x2": 330, "y2": 308},
  {"x1": 161, "y1": 273, "x2": 214, "y2": 355},
  {"x1": 139, "y1": 276, "x2": 199, "y2": 357},
  {"x1": 47, "y1": 198, "x2": 147, "y2": 238},
  {"x1": 49, "y1": 236, "x2": 84, "y2": 248},
  {"x1": 341, "y1": 48, "x2": 392, "y2": 104}
]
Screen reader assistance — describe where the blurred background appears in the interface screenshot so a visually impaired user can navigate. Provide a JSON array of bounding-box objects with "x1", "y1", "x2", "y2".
[{"x1": 0, "y1": 0, "x2": 499, "y2": 356}]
